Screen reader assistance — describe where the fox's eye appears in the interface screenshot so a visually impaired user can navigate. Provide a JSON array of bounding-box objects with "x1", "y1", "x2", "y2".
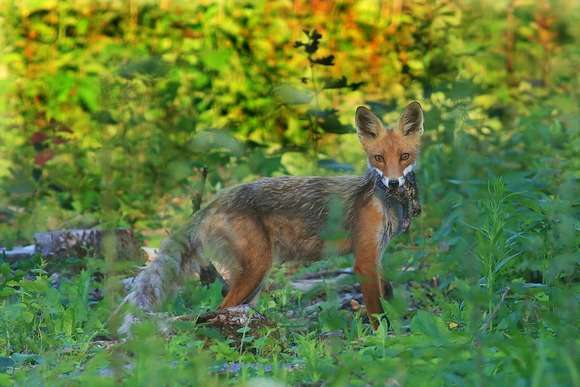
[
  {"x1": 374, "y1": 155, "x2": 384, "y2": 163},
  {"x1": 400, "y1": 153, "x2": 410, "y2": 161}
]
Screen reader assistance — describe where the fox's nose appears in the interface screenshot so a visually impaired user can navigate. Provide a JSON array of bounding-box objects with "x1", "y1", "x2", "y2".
[{"x1": 388, "y1": 180, "x2": 399, "y2": 189}]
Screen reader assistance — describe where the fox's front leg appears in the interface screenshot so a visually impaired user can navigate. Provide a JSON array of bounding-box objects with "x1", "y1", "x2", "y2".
[
  {"x1": 353, "y1": 203, "x2": 389, "y2": 330},
  {"x1": 354, "y1": 247, "x2": 385, "y2": 329}
]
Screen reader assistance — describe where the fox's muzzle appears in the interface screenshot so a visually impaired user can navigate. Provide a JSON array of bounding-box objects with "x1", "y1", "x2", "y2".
[{"x1": 373, "y1": 163, "x2": 415, "y2": 188}]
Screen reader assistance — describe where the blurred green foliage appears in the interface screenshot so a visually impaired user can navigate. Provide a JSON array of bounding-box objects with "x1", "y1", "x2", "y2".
[{"x1": 0, "y1": 0, "x2": 578, "y2": 385}]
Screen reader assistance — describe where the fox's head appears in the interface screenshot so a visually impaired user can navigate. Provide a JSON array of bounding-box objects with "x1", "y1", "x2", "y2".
[{"x1": 355, "y1": 102, "x2": 423, "y2": 187}]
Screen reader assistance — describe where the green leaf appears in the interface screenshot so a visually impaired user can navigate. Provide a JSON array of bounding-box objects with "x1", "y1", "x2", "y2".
[
  {"x1": 201, "y1": 49, "x2": 232, "y2": 71},
  {"x1": 77, "y1": 77, "x2": 100, "y2": 112},
  {"x1": 308, "y1": 109, "x2": 353, "y2": 134},
  {"x1": 410, "y1": 311, "x2": 449, "y2": 343},
  {"x1": 273, "y1": 84, "x2": 313, "y2": 105},
  {"x1": 21, "y1": 310, "x2": 35, "y2": 323},
  {"x1": 91, "y1": 110, "x2": 117, "y2": 124}
]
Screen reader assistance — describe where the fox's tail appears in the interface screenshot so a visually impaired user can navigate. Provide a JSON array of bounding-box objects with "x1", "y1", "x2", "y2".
[
  {"x1": 131, "y1": 238, "x2": 198, "y2": 307},
  {"x1": 117, "y1": 220, "x2": 225, "y2": 336}
]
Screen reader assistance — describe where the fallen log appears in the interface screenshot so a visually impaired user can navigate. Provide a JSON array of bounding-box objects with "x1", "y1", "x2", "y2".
[
  {"x1": 0, "y1": 229, "x2": 146, "y2": 264},
  {"x1": 0, "y1": 244, "x2": 36, "y2": 262}
]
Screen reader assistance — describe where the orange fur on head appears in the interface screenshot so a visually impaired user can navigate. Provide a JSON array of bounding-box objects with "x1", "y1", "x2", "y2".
[{"x1": 355, "y1": 102, "x2": 424, "y2": 179}]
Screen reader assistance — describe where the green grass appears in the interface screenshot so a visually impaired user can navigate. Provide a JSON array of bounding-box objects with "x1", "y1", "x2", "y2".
[
  {"x1": 1, "y1": 99, "x2": 579, "y2": 384},
  {"x1": 1, "y1": 160, "x2": 577, "y2": 385}
]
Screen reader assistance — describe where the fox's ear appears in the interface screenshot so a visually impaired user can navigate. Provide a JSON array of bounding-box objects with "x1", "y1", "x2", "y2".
[
  {"x1": 355, "y1": 106, "x2": 383, "y2": 138},
  {"x1": 399, "y1": 101, "x2": 424, "y2": 136}
]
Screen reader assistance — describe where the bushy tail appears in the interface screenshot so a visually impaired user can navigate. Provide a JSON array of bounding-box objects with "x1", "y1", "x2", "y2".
[
  {"x1": 117, "y1": 218, "x2": 230, "y2": 336},
  {"x1": 130, "y1": 239, "x2": 198, "y2": 309},
  {"x1": 117, "y1": 225, "x2": 202, "y2": 336}
]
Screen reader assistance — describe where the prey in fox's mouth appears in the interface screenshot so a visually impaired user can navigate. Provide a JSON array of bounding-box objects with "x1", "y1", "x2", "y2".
[{"x1": 383, "y1": 170, "x2": 422, "y2": 233}]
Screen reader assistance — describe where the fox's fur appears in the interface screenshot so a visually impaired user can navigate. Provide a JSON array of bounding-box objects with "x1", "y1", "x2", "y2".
[{"x1": 120, "y1": 102, "x2": 424, "y2": 334}]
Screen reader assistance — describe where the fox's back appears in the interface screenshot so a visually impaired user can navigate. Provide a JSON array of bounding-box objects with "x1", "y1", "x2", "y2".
[{"x1": 218, "y1": 175, "x2": 371, "y2": 219}]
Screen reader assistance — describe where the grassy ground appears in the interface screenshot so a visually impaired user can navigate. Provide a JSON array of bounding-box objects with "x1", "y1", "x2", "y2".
[
  {"x1": 1, "y1": 94, "x2": 578, "y2": 386},
  {"x1": 1, "y1": 154, "x2": 577, "y2": 385}
]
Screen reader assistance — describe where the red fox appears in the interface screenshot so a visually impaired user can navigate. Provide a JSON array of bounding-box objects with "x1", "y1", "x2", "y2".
[{"x1": 120, "y1": 102, "x2": 423, "y2": 334}]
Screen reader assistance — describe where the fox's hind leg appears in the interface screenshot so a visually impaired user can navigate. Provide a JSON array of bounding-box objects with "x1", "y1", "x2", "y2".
[{"x1": 218, "y1": 216, "x2": 272, "y2": 308}]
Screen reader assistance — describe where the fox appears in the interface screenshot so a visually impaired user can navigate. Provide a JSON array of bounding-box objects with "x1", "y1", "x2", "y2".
[{"x1": 119, "y1": 102, "x2": 424, "y2": 334}]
